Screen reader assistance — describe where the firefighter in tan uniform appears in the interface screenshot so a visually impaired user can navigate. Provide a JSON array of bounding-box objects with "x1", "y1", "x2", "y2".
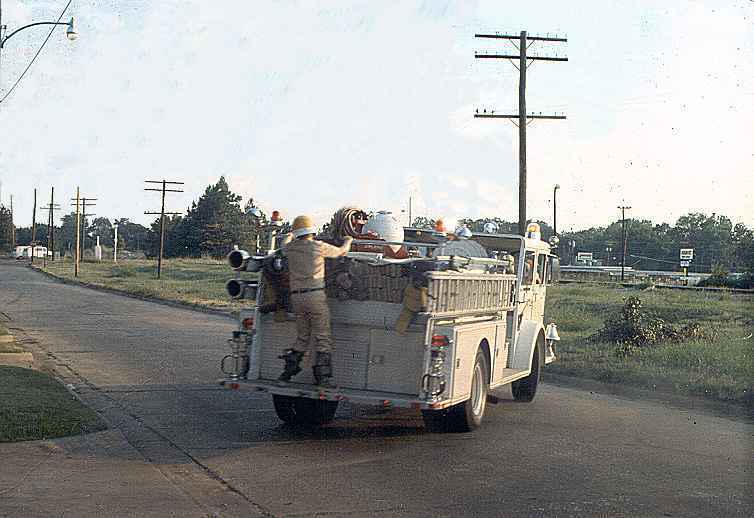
[{"x1": 278, "y1": 215, "x2": 353, "y2": 387}]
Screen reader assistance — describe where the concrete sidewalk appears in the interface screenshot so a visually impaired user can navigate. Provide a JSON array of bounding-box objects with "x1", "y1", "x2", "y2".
[{"x1": 0, "y1": 428, "x2": 256, "y2": 518}]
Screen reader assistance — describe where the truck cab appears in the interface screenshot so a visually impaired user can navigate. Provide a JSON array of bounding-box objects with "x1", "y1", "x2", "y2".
[{"x1": 219, "y1": 225, "x2": 560, "y2": 432}]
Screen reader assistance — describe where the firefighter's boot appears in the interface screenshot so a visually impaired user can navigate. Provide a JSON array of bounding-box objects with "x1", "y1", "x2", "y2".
[
  {"x1": 278, "y1": 349, "x2": 304, "y2": 383},
  {"x1": 313, "y1": 351, "x2": 335, "y2": 388}
]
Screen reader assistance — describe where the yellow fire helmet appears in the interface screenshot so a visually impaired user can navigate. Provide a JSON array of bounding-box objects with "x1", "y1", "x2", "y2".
[{"x1": 292, "y1": 215, "x2": 316, "y2": 238}]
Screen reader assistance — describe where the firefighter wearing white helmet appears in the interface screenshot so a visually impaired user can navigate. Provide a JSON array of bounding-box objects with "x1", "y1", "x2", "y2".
[{"x1": 278, "y1": 215, "x2": 353, "y2": 387}]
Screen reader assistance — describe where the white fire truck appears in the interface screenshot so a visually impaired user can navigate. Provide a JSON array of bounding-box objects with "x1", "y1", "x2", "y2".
[{"x1": 219, "y1": 221, "x2": 560, "y2": 432}]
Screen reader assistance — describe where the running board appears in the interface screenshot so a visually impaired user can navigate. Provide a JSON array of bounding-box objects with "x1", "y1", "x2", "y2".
[{"x1": 489, "y1": 368, "x2": 530, "y2": 390}]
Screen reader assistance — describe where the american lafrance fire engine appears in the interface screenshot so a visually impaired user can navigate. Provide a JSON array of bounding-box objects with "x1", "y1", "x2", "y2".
[{"x1": 220, "y1": 210, "x2": 561, "y2": 432}]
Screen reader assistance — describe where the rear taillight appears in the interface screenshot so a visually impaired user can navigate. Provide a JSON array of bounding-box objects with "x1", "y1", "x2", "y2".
[
  {"x1": 242, "y1": 317, "x2": 254, "y2": 330},
  {"x1": 431, "y1": 334, "x2": 449, "y2": 347}
]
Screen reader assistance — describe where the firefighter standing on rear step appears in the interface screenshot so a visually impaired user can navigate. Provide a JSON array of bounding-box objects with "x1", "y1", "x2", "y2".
[{"x1": 278, "y1": 215, "x2": 353, "y2": 388}]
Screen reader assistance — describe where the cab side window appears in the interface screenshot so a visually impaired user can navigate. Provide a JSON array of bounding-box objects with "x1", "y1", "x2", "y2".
[
  {"x1": 536, "y1": 253, "x2": 547, "y2": 285},
  {"x1": 547, "y1": 256, "x2": 560, "y2": 284},
  {"x1": 523, "y1": 251, "x2": 536, "y2": 285}
]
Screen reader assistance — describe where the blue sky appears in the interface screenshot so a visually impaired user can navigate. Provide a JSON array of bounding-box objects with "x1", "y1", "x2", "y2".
[{"x1": 1, "y1": 0, "x2": 752, "y2": 230}]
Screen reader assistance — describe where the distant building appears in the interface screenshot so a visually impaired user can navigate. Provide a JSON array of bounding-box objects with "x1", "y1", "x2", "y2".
[{"x1": 14, "y1": 245, "x2": 48, "y2": 259}]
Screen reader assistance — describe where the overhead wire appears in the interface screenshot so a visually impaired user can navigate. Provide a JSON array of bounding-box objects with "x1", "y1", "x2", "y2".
[{"x1": 0, "y1": 0, "x2": 72, "y2": 105}]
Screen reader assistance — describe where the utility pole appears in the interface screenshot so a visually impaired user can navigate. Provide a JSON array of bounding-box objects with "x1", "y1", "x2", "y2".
[
  {"x1": 475, "y1": 31, "x2": 568, "y2": 235},
  {"x1": 9, "y1": 194, "x2": 14, "y2": 249},
  {"x1": 113, "y1": 222, "x2": 118, "y2": 263},
  {"x1": 70, "y1": 191, "x2": 95, "y2": 275},
  {"x1": 80, "y1": 197, "x2": 96, "y2": 261},
  {"x1": 144, "y1": 179, "x2": 184, "y2": 279},
  {"x1": 553, "y1": 184, "x2": 560, "y2": 235},
  {"x1": 408, "y1": 195, "x2": 413, "y2": 227},
  {"x1": 73, "y1": 188, "x2": 80, "y2": 277},
  {"x1": 73, "y1": 197, "x2": 96, "y2": 261},
  {"x1": 30, "y1": 188, "x2": 37, "y2": 264},
  {"x1": 41, "y1": 187, "x2": 61, "y2": 262},
  {"x1": 618, "y1": 204, "x2": 632, "y2": 281}
]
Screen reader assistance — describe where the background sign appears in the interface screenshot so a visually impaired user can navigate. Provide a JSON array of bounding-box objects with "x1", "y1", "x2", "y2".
[
  {"x1": 680, "y1": 260, "x2": 691, "y2": 267},
  {"x1": 576, "y1": 252, "x2": 593, "y2": 262},
  {"x1": 680, "y1": 248, "x2": 694, "y2": 260}
]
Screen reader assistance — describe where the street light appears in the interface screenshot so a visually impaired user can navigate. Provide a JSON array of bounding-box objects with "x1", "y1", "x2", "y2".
[
  {"x1": 65, "y1": 17, "x2": 78, "y2": 41},
  {"x1": 0, "y1": 11, "x2": 79, "y2": 49}
]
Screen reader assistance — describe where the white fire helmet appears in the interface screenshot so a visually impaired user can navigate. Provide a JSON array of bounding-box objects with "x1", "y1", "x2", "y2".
[{"x1": 363, "y1": 211, "x2": 404, "y2": 253}]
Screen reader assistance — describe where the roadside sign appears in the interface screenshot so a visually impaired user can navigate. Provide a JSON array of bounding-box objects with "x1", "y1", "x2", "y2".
[
  {"x1": 576, "y1": 252, "x2": 593, "y2": 263},
  {"x1": 680, "y1": 260, "x2": 690, "y2": 267},
  {"x1": 680, "y1": 248, "x2": 694, "y2": 260}
]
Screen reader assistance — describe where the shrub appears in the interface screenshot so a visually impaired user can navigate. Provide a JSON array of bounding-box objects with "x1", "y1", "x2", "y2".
[
  {"x1": 697, "y1": 272, "x2": 754, "y2": 290},
  {"x1": 592, "y1": 296, "x2": 713, "y2": 357}
]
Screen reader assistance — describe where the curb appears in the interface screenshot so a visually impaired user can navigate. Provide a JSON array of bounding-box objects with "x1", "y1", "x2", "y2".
[
  {"x1": 0, "y1": 330, "x2": 35, "y2": 368},
  {"x1": 28, "y1": 264, "x2": 240, "y2": 320},
  {"x1": 0, "y1": 352, "x2": 35, "y2": 368}
]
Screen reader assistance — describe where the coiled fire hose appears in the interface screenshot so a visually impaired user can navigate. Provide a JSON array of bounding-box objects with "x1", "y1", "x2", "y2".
[{"x1": 330, "y1": 207, "x2": 368, "y2": 243}]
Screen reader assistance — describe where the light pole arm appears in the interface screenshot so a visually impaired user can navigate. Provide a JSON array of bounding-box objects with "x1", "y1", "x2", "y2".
[{"x1": 1, "y1": 21, "x2": 69, "y2": 48}]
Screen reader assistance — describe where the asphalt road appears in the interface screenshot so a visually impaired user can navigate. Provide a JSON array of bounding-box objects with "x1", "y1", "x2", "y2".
[{"x1": 1, "y1": 260, "x2": 752, "y2": 517}]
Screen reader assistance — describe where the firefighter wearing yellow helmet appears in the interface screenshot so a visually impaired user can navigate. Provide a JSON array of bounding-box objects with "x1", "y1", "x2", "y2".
[{"x1": 278, "y1": 215, "x2": 353, "y2": 387}]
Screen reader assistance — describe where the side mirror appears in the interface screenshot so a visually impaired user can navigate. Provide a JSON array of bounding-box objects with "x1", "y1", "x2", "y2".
[{"x1": 549, "y1": 256, "x2": 561, "y2": 284}]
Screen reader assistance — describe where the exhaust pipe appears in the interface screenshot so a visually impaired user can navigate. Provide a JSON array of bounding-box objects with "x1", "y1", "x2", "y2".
[{"x1": 226, "y1": 279, "x2": 259, "y2": 300}]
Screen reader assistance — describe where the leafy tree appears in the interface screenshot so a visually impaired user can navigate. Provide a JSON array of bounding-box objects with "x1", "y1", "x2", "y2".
[
  {"x1": 145, "y1": 215, "x2": 185, "y2": 258},
  {"x1": 88, "y1": 217, "x2": 113, "y2": 247},
  {"x1": 0, "y1": 206, "x2": 14, "y2": 252},
  {"x1": 113, "y1": 218, "x2": 149, "y2": 251},
  {"x1": 13, "y1": 224, "x2": 51, "y2": 247}
]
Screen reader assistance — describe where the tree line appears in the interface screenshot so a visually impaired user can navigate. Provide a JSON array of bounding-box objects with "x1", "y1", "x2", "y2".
[
  {"x1": 3, "y1": 176, "x2": 753, "y2": 273},
  {"x1": 3, "y1": 177, "x2": 269, "y2": 260},
  {"x1": 448, "y1": 214, "x2": 754, "y2": 273}
]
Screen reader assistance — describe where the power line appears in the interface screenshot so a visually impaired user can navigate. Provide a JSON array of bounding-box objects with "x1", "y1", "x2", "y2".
[{"x1": 0, "y1": 0, "x2": 71, "y2": 105}]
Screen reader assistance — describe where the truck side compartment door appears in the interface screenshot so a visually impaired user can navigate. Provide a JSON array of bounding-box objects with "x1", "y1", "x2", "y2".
[
  {"x1": 491, "y1": 321, "x2": 509, "y2": 384},
  {"x1": 451, "y1": 326, "x2": 493, "y2": 402},
  {"x1": 366, "y1": 329, "x2": 424, "y2": 395}
]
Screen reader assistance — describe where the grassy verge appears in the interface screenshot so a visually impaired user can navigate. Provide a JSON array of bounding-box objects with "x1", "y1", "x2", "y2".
[
  {"x1": 0, "y1": 322, "x2": 105, "y2": 442},
  {"x1": 0, "y1": 366, "x2": 106, "y2": 442},
  {"x1": 545, "y1": 284, "x2": 754, "y2": 407},
  {"x1": 36, "y1": 258, "x2": 256, "y2": 312}
]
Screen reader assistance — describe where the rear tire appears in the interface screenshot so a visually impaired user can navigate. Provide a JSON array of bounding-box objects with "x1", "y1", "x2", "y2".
[
  {"x1": 512, "y1": 342, "x2": 541, "y2": 402},
  {"x1": 272, "y1": 395, "x2": 339, "y2": 426},
  {"x1": 422, "y1": 348, "x2": 488, "y2": 433}
]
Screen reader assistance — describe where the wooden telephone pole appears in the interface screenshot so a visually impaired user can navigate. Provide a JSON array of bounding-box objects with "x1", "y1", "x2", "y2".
[
  {"x1": 144, "y1": 179, "x2": 184, "y2": 279},
  {"x1": 70, "y1": 190, "x2": 96, "y2": 276},
  {"x1": 618, "y1": 204, "x2": 632, "y2": 281},
  {"x1": 73, "y1": 188, "x2": 80, "y2": 276},
  {"x1": 30, "y1": 188, "x2": 37, "y2": 264},
  {"x1": 41, "y1": 187, "x2": 61, "y2": 262},
  {"x1": 475, "y1": 31, "x2": 568, "y2": 235},
  {"x1": 10, "y1": 194, "x2": 15, "y2": 249},
  {"x1": 78, "y1": 197, "x2": 96, "y2": 261}
]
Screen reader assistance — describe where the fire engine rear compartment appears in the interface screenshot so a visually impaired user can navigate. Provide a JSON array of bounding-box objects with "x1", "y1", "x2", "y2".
[{"x1": 253, "y1": 300, "x2": 430, "y2": 396}]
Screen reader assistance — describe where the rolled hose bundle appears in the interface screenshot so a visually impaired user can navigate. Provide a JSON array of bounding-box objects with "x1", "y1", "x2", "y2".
[{"x1": 330, "y1": 207, "x2": 368, "y2": 244}]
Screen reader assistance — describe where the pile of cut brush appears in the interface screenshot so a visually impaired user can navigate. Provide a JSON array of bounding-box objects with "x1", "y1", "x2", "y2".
[{"x1": 592, "y1": 296, "x2": 711, "y2": 357}]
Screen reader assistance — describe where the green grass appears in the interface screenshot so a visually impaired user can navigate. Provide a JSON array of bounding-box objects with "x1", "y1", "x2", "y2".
[
  {"x1": 0, "y1": 366, "x2": 106, "y2": 442},
  {"x1": 545, "y1": 285, "x2": 754, "y2": 406},
  {"x1": 0, "y1": 322, "x2": 24, "y2": 354},
  {"x1": 38, "y1": 258, "x2": 256, "y2": 312}
]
